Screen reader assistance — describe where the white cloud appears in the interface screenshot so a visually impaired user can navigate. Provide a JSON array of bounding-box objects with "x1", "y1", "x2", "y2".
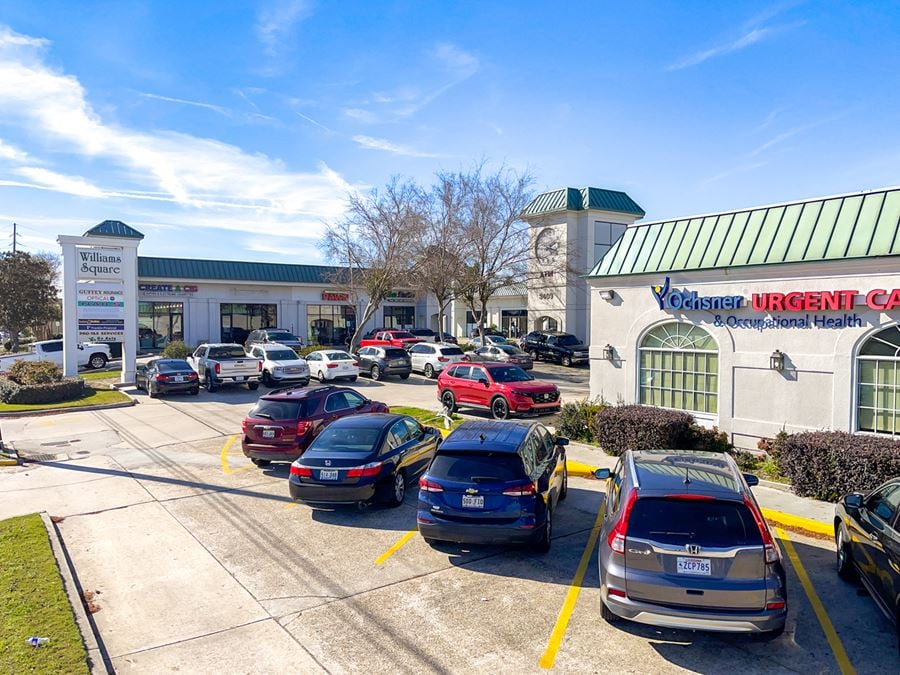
[
  {"x1": 256, "y1": 0, "x2": 313, "y2": 60},
  {"x1": 667, "y1": 21, "x2": 804, "y2": 71},
  {"x1": 14, "y1": 167, "x2": 106, "y2": 198},
  {"x1": 0, "y1": 26, "x2": 48, "y2": 49},
  {"x1": 351, "y1": 135, "x2": 438, "y2": 158},
  {"x1": 0, "y1": 26, "x2": 357, "y2": 237},
  {"x1": 433, "y1": 42, "x2": 480, "y2": 79},
  {"x1": 0, "y1": 138, "x2": 28, "y2": 161}
]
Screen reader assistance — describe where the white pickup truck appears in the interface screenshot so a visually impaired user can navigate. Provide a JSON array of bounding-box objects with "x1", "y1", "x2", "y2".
[
  {"x1": 186, "y1": 343, "x2": 262, "y2": 392},
  {"x1": 0, "y1": 339, "x2": 111, "y2": 375}
]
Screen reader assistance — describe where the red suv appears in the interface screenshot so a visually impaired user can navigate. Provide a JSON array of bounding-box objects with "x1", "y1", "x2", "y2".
[
  {"x1": 241, "y1": 385, "x2": 389, "y2": 466},
  {"x1": 436, "y1": 363, "x2": 561, "y2": 420}
]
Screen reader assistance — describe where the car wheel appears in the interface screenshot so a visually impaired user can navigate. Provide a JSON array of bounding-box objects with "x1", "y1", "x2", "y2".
[
  {"x1": 836, "y1": 525, "x2": 856, "y2": 581},
  {"x1": 387, "y1": 470, "x2": 406, "y2": 507},
  {"x1": 149, "y1": 386, "x2": 158, "y2": 399},
  {"x1": 317, "y1": 370, "x2": 326, "y2": 383},
  {"x1": 399, "y1": 373, "x2": 410, "y2": 380},
  {"x1": 532, "y1": 506, "x2": 551, "y2": 553},
  {"x1": 424, "y1": 363, "x2": 435, "y2": 379},
  {"x1": 423, "y1": 537, "x2": 437, "y2": 546},
  {"x1": 491, "y1": 396, "x2": 510, "y2": 420},
  {"x1": 529, "y1": 350, "x2": 539, "y2": 360},
  {"x1": 190, "y1": 387, "x2": 199, "y2": 396},
  {"x1": 349, "y1": 375, "x2": 358, "y2": 382},
  {"x1": 248, "y1": 381, "x2": 259, "y2": 391},
  {"x1": 251, "y1": 458, "x2": 271, "y2": 467},
  {"x1": 371, "y1": 365, "x2": 381, "y2": 381},
  {"x1": 600, "y1": 598, "x2": 619, "y2": 623},
  {"x1": 441, "y1": 390, "x2": 457, "y2": 413},
  {"x1": 559, "y1": 463, "x2": 568, "y2": 501},
  {"x1": 206, "y1": 373, "x2": 217, "y2": 393},
  {"x1": 262, "y1": 370, "x2": 273, "y2": 387},
  {"x1": 561, "y1": 355, "x2": 572, "y2": 367},
  {"x1": 89, "y1": 353, "x2": 108, "y2": 369}
]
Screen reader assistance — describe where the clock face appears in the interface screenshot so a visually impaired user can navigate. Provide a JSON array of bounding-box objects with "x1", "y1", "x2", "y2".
[{"x1": 534, "y1": 227, "x2": 560, "y2": 263}]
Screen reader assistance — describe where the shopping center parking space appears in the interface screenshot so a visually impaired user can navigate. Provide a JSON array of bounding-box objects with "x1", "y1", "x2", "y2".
[{"x1": 3, "y1": 372, "x2": 897, "y2": 672}]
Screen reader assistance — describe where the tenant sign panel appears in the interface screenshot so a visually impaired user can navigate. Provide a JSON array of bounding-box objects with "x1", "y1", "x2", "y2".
[{"x1": 77, "y1": 282, "x2": 125, "y2": 341}]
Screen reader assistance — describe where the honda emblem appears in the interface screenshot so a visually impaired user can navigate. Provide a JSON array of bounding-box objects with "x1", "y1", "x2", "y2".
[
  {"x1": 686, "y1": 544, "x2": 701, "y2": 555},
  {"x1": 324, "y1": 460, "x2": 331, "y2": 467}
]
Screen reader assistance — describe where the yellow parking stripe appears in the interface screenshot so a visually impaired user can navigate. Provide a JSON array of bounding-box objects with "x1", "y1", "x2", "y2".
[
  {"x1": 219, "y1": 434, "x2": 253, "y2": 475},
  {"x1": 374, "y1": 530, "x2": 417, "y2": 565},
  {"x1": 775, "y1": 528, "x2": 855, "y2": 675},
  {"x1": 539, "y1": 504, "x2": 605, "y2": 669}
]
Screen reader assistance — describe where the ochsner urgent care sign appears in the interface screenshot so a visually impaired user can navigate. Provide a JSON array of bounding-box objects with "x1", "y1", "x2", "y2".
[{"x1": 76, "y1": 246, "x2": 125, "y2": 341}]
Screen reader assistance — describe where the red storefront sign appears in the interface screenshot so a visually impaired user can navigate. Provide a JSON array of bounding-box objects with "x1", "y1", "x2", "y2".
[
  {"x1": 751, "y1": 289, "x2": 900, "y2": 312},
  {"x1": 321, "y1": 291, "x2": 349, "y2": 302}
]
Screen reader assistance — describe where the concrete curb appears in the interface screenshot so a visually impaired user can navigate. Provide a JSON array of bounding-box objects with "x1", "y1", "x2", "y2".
[
  {"x1": 566, "y1": 459, "x2": 599, "y2": 478},
  {"x1": 0, "y1": 399, "x2": 136, "y2": 419},
  {"x1": 40, "y1": 512, "x2": 112, "y2": 675}
]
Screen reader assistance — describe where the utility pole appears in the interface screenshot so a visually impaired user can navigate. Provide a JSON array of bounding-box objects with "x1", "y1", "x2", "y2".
[{"x1": 11, "y1": 222, "x2": 17, "y2": 252}]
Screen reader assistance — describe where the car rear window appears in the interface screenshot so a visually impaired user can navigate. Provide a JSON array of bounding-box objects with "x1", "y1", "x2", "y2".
[
  {"x1": 249, "y1": 399, "x2": 308, "y2": 420},
  {"x1": 326, "y1": 351, "x2": 353, "y2": 360},
  {"x1": 157, "y1": 360, "x2": 191, "y2": 372},
  {"x1": 439, "y1": 347, "x2": 463, "y2": 356},
  {"x1": 384, "y1": 348, "x2": 409, "y2": 359},
  {"x1": 209, "y1": 346, "x2": 248, "y2": 359},
  {"x1": 627, "y1": 498, "x2": 763, "y2": 547},
  {"x1": 429, "y1": 452, "x2": 527, "y2": 482},
  {"x1": 266, "y1": 331, "x2": 296, "y2": 341},
  {"x1": 313, "y1": 426, "x2": 382, "y2": 452}
]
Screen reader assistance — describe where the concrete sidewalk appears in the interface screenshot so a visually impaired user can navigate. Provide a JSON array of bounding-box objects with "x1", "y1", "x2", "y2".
[{"x1": 565, "y1": 442, "x2": 835, "y2": 538}]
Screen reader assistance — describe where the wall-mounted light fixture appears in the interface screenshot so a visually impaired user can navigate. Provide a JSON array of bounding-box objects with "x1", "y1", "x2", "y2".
[
  {"x1": 769, "y1": 349, "x2": 785, "y2": 372},
  {"x1": 602, "y1": 344, "x2": 615, "y2": 361},
  {"x1": 598, "y1": 290, "x2": 616, "y2": 301}
]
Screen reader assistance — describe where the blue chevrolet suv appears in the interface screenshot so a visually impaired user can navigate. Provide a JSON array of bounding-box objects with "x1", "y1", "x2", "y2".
[{"x1": 416, "y1": 420, "x2": 568, "y2": 552}]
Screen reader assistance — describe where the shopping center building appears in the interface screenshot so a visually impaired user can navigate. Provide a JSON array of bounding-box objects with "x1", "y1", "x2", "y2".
[{"x1": 586, "y1": 186, "x2": 900, "y2": 448}]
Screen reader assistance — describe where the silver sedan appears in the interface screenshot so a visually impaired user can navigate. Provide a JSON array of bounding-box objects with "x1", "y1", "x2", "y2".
[{"x1": 465, "y1": 344, "x2": 534, "y2": 370}]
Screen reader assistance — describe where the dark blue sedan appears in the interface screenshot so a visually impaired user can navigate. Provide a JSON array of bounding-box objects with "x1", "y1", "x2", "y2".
[
  {"x1": 289, "y1": 413, "x2": 441, "y2": 507},
  {"x1": 416, "y1": 420, "x2": 568, "y2": 552}
]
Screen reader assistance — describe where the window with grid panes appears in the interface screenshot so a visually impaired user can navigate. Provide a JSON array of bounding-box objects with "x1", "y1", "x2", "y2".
[
  {"x1": 857, "y1": 325, "x2": 900, "y2": 437},
  {"x1": 639, "y1": 323, "x2": 718, "y2": 415}
]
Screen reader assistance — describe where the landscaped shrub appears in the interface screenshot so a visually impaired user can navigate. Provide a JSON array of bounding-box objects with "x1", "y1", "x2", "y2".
[
  {"x1": 686, "y1": 425, "x2": 732, "y2": 453},
  {"x1": 594, "y1": 405, "x2": 694, "y2": 456},
  {"x1": 776, "y1": 431, "x2": 900, "y2": 502},
  {"x1": 557, "y1": 397, "x2": 608, "y2": 443},
  {"x1": 161, "y1": 340, "x2": 190, "y2": 359},
  {"x1": 8, "y1": 360, "x2": 63, "y2": 385},
  {"x1": 0, "y1": 377, "x2": 84, "y2": 405},
  {"x1": 298, "y1": 345, "x2": 324, "y2": 357}
]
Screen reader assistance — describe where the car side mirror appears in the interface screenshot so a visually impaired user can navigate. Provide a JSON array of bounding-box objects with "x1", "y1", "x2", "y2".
[
  {"x1": 743, "y1": 473, "x2": 760, "y2": 487},
  {"x1": 77, "y1": 344, "x2": 84, "y2": 350},
  {"x1": 478, "y1": 377, "x2": 489, "y2": 386},
  {"x1": 594, "y1": 468, "x2": 611, "y2": 480},
  {"x1": 844, "y1": 493, "x2": 863, "y2": 509},
  {"x1": 555, "y1": 436, "x2": 570, "y2": 446}
]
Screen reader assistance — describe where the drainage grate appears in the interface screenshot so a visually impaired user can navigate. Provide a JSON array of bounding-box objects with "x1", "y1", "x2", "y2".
[{"x1": 20, "y1": 452, "x2": 61, "y2": 462}]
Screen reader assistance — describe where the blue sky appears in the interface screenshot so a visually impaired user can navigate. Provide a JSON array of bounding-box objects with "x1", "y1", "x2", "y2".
[{"x1": 0, "y1": 1, "x2": 898, "y2": 263}]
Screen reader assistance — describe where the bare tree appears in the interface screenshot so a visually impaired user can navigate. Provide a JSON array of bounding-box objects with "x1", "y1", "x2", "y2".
[
  {"x1": 408, "y1": 172, "x2": 471, "y2": 337},
  {"x1": 454, "y1": 165, "x2": 535, "y2": 337},
  {"x1": 321, "y1": 178, "x2": 426, "y2": 349}
]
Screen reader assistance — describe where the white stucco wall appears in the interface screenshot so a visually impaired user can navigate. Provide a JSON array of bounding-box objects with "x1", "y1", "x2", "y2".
[{"x1": 589, "y1": 259, "x2": 900, "y2": 449}]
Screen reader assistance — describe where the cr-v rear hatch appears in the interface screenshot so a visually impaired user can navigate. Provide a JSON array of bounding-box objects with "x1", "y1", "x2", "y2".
[
  {"x1": 623, "y1": 496, "x2": 768, "y2": 611},
  {"x1": 244, "y1": 398, "x2": 310, "y2": 446},
  {"x1": 422, "y1": 451, "x2": 533, "y2": 524}
]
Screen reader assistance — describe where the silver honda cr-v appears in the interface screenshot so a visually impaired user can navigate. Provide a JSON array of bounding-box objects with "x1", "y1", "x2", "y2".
[{"x1": 595, "y1": 449, "x2": 787, "y2": 635}]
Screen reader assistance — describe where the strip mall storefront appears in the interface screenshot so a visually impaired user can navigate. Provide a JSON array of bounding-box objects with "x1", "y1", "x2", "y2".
[{"x1": 588, "y1": 186, "x2": 900, "y2": 449}]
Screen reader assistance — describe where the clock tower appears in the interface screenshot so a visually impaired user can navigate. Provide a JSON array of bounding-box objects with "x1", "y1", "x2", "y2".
[{"x1": 521, "y1": 187, "x2": 644, "y2": 343}]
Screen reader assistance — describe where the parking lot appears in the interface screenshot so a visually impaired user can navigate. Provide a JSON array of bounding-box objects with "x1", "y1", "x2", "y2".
[{"x1": 1, "y1": 362, "x2": 896, "y2": 673}]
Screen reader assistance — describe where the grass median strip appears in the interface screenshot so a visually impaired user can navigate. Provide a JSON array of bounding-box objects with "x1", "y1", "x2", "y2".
[
  {"x1": 775, "y1": 527, "x2": 855, "y2": 675},
  {"x1": 0, "y1": 514, "x2": 89, "y2": 674},
  {"x1": 539, "y1": 503, "x2": 604, "y2": 669},
  {"x1": 389, "y1": 406, "x2": 463, "y2": 432},
  {"x1": 0, "y1": 386, "x2": 131, "y2": 413}
]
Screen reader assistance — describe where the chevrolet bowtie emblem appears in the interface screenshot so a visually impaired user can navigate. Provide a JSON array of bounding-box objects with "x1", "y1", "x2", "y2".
[{"x1": 465, "y1": 488, "x2": 478, "y2": 495}]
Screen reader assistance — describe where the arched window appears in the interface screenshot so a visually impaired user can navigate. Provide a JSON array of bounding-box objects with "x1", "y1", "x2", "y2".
[
  {"x1": 639, "y1": 322, "x2": 718, "y2": 415},
  {"x1": 857, "y1": 325, "x2": 900, "y2": 436}
]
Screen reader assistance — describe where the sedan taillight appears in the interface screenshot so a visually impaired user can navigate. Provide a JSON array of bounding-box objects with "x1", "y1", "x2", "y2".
[
  {"x1": 347, "y1": 461, "x2": 383, "y2": 478},
  {"x1": 290, "y1": 465, "x2": 312, "y2": 477},
  {"x1": 437, "y1": 356, "x2": 449, "y2": 362},
  {"x1": 327, "y1": 363, "x2": 338, "y2": 369}
]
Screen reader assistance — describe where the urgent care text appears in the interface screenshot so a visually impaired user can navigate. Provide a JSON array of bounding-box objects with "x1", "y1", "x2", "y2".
[{"x1": 751, "y1": 288, "x2": 900, "y2": 312}]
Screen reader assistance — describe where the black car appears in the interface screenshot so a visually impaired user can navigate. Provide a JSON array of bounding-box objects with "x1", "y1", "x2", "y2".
[
  {"x1": 409, "y1": 328, "x2": 437, "y2": 341},
  {"x1": 470, "y1": 327, "x2": 506, "y2": 339},
  {"x1": 136, "y1": 359, "x2": 200, "y2": 398},
  {"x1": 417, "y1": 420, "x2": 568, "y2": 552},
  {"x1": 835, "y1": 478, "x2": 900, "y2": 652},
  {"x1": 245, "y1": 328, "x2": 304, "y2": 352},
  {"x1": 289, "y1": 413, "x2": 442, "y2": 507},
  {"x1": 436, "y1": 332, "x2": 458, "y2": 345},
  {"x1": 356, "y1": 346, "x2": 412, "y2": 381},
  {"x1": 520, "y1": 331, "x2": 589, "y2": 367}
]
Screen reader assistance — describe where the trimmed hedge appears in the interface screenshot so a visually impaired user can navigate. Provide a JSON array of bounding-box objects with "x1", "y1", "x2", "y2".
[
  {"x1": 9, "y1": 360, "x2": 63, "y2": 385},
  {"x1": 557, "y1": 398, "x2": 608, "y2": 443},
  {"x1": 161, "y1": 340, "x2": 191, "y2": 359},
  {"x1": 594, "y1": 405, "x2": 695, "y2": 456},
  {"x1": 0, "y1": 377, "x2": 84, "y2": 405},
  {"x1": 776, "y1": 431, "x2": 900, "y2": 502}
]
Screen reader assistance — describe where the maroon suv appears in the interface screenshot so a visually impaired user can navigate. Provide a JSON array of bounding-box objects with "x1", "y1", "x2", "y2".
[
  {"x1": 241, "y1": 385, "x2": 389, "y2": 466},
  {"x1": 436, "y1": 362, "x2": 561, "y2": 420}
]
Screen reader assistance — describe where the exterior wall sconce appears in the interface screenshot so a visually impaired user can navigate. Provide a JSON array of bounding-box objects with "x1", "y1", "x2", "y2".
[
  {"x1": 598, "y1": 290, "x2": 616, "y2": 301},
  {"x1": 770, "y1": 349, "x2": 785, "y2": 372},
  {"x1": 602, "y1": 344, "x2": 615, "y2": 361}
]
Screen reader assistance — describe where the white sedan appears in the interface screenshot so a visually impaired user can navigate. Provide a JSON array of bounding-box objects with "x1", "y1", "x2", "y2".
[
  {"x1": 305, "y1": 350, "x2": 360, "y2": 382},
  {"x1": 248, "y1": 343, "x2": 310, "y2": 387}
]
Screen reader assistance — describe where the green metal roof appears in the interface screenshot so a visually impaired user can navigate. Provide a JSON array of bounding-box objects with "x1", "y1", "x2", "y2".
[
  {"x1": 522, "y1": 187, "x2": 645, "y2": 218},
  {"x1": 84, "y1": 220, "x2": 145, "y2": 239},
  {"x1": 589, "y1": 186, "x2": 900, "y2": 278},
  {"x1": 138, "y1": 256, "x2": 341, "y2": 284}
]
